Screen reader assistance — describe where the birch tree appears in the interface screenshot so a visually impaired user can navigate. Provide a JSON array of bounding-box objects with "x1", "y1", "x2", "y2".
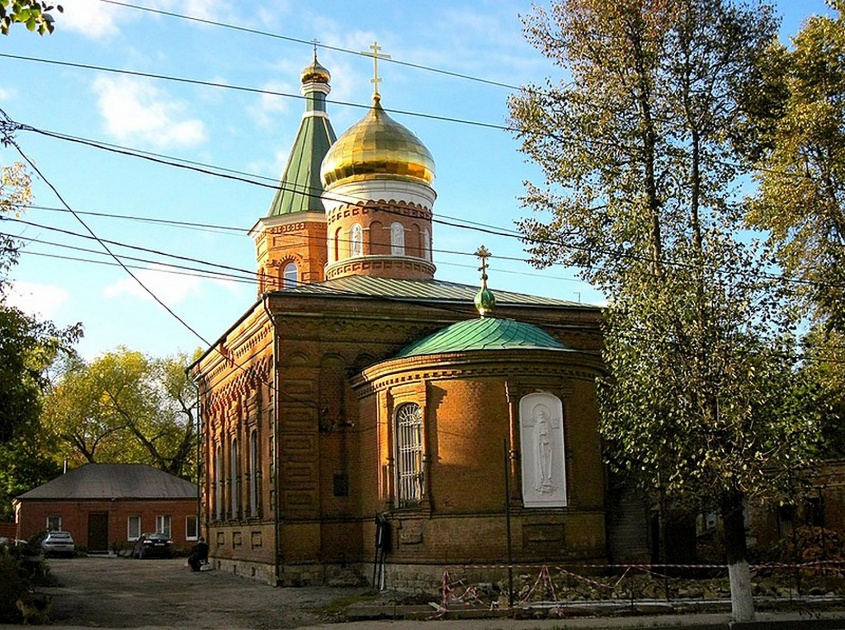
[{"x1": 509, "y1": 0, "x2": 805, "y2": 621}]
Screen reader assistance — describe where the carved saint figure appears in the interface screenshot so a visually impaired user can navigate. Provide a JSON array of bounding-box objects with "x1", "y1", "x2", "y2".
[{"x1": 533, "y1": 403, "x2": 555, "y2": 494}]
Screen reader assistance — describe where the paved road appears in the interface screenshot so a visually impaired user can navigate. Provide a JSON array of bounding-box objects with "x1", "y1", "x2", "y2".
[{"x1": 6, "y1": 556, "x2": 845, "y2": 629}]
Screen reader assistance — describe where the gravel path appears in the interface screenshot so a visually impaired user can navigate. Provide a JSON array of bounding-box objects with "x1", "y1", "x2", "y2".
[{"x1": 41, "y1": 556, "x2": 371, "y2": 629}]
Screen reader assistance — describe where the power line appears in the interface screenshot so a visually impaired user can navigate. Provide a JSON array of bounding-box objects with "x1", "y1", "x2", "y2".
[
  {"x1": 98, "y1": 0, "x2": 525, "y2": 92},
  {"x1": 9, "y1": 117, "x2": 842, "y2": 293},
  {"x1": 6, "y1": 231, "x2": 257, "y2": 284},
  {"x1": 0, "y1": 53, "x2": 508, "y2": 132}
]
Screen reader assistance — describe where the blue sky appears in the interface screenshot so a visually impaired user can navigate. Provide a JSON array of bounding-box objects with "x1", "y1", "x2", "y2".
[{"x1": 0, "y1": 0, "x2": 833, "y2": 359}]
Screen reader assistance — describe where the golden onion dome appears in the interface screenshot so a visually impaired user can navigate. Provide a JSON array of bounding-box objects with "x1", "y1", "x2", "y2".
[
  {"x1": 320, "y1": 98, "x2": 435, "y2": 188},
  {"x1": 301, "y1": 55, "x2": 331, "y2": 85}
]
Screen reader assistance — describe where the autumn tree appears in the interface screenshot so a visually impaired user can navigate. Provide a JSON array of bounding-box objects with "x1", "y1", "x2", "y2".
[
  {"x1": 43, "y1": 348, "x2": 199, "y2": 479},
  {"x1": 509, "y1": 0, "x2": 804, "y2": 621},
  {"x1": 746, "y1": 5, "x2": 845, "y2": 334}
]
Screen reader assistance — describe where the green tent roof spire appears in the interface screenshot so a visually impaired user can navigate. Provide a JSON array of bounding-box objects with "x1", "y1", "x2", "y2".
[
  {"x1": 266, "y1": 53, "x2": 337, "y2": 217},
  {"x1": 473, "y1": 245, "x2": 496, "y2": 317}
]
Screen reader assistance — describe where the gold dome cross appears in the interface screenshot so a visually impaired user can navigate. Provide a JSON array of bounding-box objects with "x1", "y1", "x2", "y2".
[{"x1": 361, "y1": 41, "x2": 391, "y2": 99}]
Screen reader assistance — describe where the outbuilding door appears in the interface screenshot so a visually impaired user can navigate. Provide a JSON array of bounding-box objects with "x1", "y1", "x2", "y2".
[{"x1": 87, "y1": 512, "x2": 109, "y2": 552}]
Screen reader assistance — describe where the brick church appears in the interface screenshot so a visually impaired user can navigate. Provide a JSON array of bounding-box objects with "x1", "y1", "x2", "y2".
[{"x1": 189, "y1": 52, "x2": 607, "y2": 587}]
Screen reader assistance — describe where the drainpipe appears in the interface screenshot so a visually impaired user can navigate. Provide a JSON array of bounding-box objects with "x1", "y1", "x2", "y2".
[
  {"x1": 262, "y1": 297, "x2": 281, "y2": 586},
  {"x1": 185, "y1": 365, "x2": 203, "y2": 542}
]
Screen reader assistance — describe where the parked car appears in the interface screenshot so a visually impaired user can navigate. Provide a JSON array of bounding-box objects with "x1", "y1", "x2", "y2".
[
  {"x1": 132, "y1": 533, "x2": 173, "y2": 559},
  {"x1": 41, "y1": 531, "x2": 75, "y2": 557}
]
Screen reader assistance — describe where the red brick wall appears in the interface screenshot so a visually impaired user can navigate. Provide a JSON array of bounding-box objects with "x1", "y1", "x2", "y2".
[
  {"x1": 17, "y1": 498, "x2": 199, "y2": 552},
  {"x1": 0, "y1": 521, "x2": 15, "y2": 539},
  {"x1": 192, "y1": 293, "x2": 606, "y2": 577}
]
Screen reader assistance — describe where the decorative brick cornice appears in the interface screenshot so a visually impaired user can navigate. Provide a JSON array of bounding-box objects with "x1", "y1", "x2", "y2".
[
  {"x1": 352, "y1": 350, "x2": 602, "y2": 397},
  {"x1": 325, "y1": 256, "x2": 436, "y2": 280}
]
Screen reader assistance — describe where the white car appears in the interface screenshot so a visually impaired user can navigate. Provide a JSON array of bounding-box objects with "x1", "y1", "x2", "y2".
[{"x1": 41, "y1": 531, "x2": 75, "y2": 557}]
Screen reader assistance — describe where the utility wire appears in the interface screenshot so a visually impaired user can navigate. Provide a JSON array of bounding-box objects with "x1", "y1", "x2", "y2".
[
  {"x1": 0, "y1": 53, "x2": 507, "y2": 132},
  {"x1": 99, "y1": 0, "x2": 525, "y2": 92},
  {"x1": 1, "y1": 113, "x2": 218, "y2": 348},
  {"x1": 8, "y1": 116, "x2": 842, "y2": 292}
]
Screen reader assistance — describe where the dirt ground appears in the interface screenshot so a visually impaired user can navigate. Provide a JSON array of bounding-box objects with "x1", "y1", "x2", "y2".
[
  {"x1": 39, "y1": 556, "x2": 374, "y2": 629},
  {"x1": 23, "y1": 556, "x2": 845, "y2": 630}
]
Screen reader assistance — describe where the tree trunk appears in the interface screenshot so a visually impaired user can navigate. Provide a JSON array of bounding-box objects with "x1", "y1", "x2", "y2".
[{"x1": 721, "y1": 490, "x2": 754, "y2": 622}]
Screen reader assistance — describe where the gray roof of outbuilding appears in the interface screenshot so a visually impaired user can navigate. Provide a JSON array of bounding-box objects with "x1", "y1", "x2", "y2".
[{"x1": 17, "y1": 464, "x2": 197, "y2": 500}]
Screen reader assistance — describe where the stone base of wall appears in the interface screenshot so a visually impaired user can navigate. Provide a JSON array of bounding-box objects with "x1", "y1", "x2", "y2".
[
  {"x1": 210, "y1": 557, "x2": 278, "y2": 585},
  {"x1": 209, "y1": 557, "x2": 369, "y2": 587},
  {"x1": 210, "y1": 556, "x2": 579, "y2": 594}
]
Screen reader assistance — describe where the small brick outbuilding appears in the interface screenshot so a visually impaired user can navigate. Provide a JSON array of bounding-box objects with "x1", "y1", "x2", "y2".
[{"x1": 14, "y1": 463, "x2": 199, "y2": 554}]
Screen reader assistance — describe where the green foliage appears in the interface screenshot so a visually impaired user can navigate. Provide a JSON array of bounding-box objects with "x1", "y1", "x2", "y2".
[
  {"x1": 794, "y1": 328, "x2": 845, "y2": 458},
  {"x1": 42, "y1": 348, "x2": 199, "y2": 478},
  {"x1": 0, "y1": 303, "x2": 80, "y2": 443},
  {"x1": 0, "y1": 161, "x2": 81, "y2": 515},
  {"x1": 0, "y1": 0, "x2": 62, "y2": 35},
  {"x1": 0, "y1": 431, "x2": 60, "y2": 520},
  {"x1": 0, "y1": 542, "x2": 55, "y2": 623}
]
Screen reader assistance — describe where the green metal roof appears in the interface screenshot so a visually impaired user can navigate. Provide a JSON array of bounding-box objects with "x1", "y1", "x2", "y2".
[
  {"x1": 278, "y1": 275, "x2": 589, "y2": 308},
  {"x1": 267, "y1": 58, "x2": 337, "y2": 217},
  {"x1": 267, "y1": 115, "x2": 336, "y2": 216},
  {"x1": 395, "y1": 317, "x2": 571, "y2": 358}
]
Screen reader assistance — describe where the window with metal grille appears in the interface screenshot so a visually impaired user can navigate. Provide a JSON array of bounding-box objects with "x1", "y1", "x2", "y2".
[{"x1": 395, "y1": 403, "x2": 423, "y2": 508}]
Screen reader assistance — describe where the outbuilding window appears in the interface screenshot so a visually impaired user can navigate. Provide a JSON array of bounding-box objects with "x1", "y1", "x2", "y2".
[
  {"x1": 47, "y1": 515, "x2": 62, "y2": 531},
  {"x1": 156, "y1": 515, "x2": 171, "y2": 537},
  {"x1": 186, "y1": 515, "x2": 198, "y2": 541},
  {"x1": 127, "y1": 515, "x2": 141, "y2": 541},
  {"x1": 395, "y1": 403, "x2": 423, "y2": 508}
]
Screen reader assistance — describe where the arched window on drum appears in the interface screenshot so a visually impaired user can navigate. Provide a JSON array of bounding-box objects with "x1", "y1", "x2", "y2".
[{"x1": 395, "y1": 403, "x2": 423, "y2": 508}]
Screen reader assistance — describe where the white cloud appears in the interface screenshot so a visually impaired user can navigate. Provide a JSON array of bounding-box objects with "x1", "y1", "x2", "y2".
[
  {"x1": 6, "y1": 281, "x2": 69, "y2": 319},
  {"x1": 93, "y1": 75, "x2": 206, "y2": 149},
  {"x1": 59, "y1": 0, "x2": 231, "y2": 39},
  {"x1": 0, "y1": 87, "x2": 17, "y2": 102},
  {"x1": 103, "y1": 264, "x2": 240, "y2": 305},
  {"x1": 59, "y1": 0, "x2": 122, "y2": 38},
  {"x1": 104, "y1": 264, "x2": 206, "y2": 304},
  {"x1": 250, "y1": 79, "x2": 295, "y2": 129}
]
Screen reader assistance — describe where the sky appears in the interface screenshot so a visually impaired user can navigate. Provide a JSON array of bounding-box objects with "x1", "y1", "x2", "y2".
[{"x1": 0, "y1": 0, "x2": 834, "y2": 360}]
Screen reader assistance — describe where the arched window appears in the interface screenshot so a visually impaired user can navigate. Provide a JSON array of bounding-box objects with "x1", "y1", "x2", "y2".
[
  {"x1": 395, "y1": 403, "x2": 423, "y2": 508},
  {"x1": 249, "y1": 430, "x2": 259, "y2": 517},
  {"x1": 230, "y1": 438, "x2": 239, "y2": 517},
  {"x1": 391, "y1": 222, "x2": 405, "y2": 255},
  {"x1": 350, "y1": 223, "x2": 363, "y2": 257},
  {"x1": 410, "y1": 224, "x2": 422, "y2": 257},
  {"x1": 333, "y1": 227, "x2": 342, "y2": 261},
  {"x1": 327, "y1": 231, "x2": 336, "y2": 263},
  {"x1": 370, "y1": 220, "x2": 387, "y2": 254},
  {"x1": 214, "y1": 444, "x2": 223, "y2": 521},
  {"x1": 422, "y1": 228, "x2": 431, "y2": 261},
  {"x1": 282, "y1": 262, "x2": 298, "y2": 289}
]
